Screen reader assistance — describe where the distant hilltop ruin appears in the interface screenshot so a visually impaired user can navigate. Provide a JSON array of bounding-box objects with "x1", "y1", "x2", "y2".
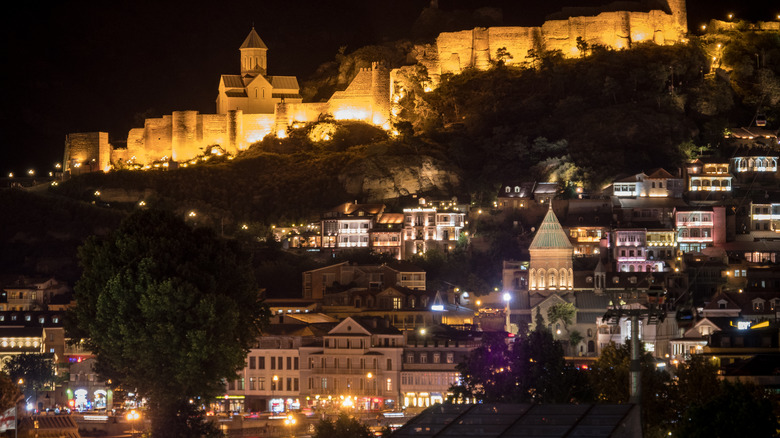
[
  {"x1": 64, "y1": 0, "x2": 687, "y2": 174},
  {"x1": 417, "y1": 0, "x2": 687, "y2": 81}
]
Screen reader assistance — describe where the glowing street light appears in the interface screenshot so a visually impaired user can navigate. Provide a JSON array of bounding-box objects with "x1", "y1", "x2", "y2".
[
  {"x1": 127, "y1": 409, "x2": 140, "y2": 437},
  {"x1": 503, "y1": 292, "x2": 512, "y2": 333},
  {"x1": 727, "y1": 13, "x2": 733, "y2": 20},
  {"x1": 27, "y1": 169, "x2": 35, "y2": 176},
  {"x1": 284, "y1": 414, "x2": 296, "y2": 437},
  {"x1": 272, "y1": 375, "x2": 279, "y2": 412}
]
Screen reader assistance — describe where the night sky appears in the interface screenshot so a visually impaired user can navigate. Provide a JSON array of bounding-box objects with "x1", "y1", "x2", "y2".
[{"x1": 1, "y1": 0, "x2": 776, "y2": 176}]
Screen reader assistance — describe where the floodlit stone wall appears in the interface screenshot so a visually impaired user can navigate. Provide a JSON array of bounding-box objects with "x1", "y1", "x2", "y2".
[
  {"x1": 422, "y1": 3, "x2": 687, "y2": 80},
  {"x1": 63, "y1": 132, "x2": 111, "y2": 175}
]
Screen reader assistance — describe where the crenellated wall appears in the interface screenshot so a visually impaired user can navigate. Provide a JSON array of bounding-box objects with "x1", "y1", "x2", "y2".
[
  {"x1": 69, "y1": 2, "x2": 687, "y2": 170},
  {"x1": 421, "y1": 4, "x2": 686, "y2": 81}
]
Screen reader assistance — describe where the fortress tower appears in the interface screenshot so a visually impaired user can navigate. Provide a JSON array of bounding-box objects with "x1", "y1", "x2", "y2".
[{"x1": 240, "y1": 27, "x2": 268, "y2": 78}]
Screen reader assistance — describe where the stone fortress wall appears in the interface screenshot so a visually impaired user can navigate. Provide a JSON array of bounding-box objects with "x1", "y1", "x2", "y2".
[
  {"x1": 420, "y1": 0, "x2": 687, "y2": 80},
  {"x1": 65, "y1": 0, "x2": 687, "y2": 173}
]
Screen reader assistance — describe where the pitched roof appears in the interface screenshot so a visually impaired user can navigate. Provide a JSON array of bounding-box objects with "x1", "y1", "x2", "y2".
[
  {"x1": 645, "y1": 168, "x2": 676, "y2": 179},
  {"x1": 240, "y1": 28, "x2": 268, "y2": 49},
  {"x1": 270, "y1": 76, "x2": 300, "y2": 90},
  {"x1": 529, "y1": 207, "x2": 573, "y2": 250},
  {"x1": 221, "y1": 75, "x2": 245, "y2": 88}
]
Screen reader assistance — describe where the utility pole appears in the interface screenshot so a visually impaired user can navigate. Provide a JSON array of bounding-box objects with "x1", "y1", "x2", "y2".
[{"x1": 602, "y1": 277, "x2": 667, "y2": 405}]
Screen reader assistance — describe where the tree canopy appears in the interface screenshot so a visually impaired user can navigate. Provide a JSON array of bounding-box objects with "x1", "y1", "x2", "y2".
[
  {"x1": 67, "y1": 209, "x2": 269, "y2": 437},
  {"x1": 313, "y1": 413, "x2": 374, "y2": 438},
  {"x1": 450, "y1": 327, "x2": 590, "y2": 404},
  {"x1": 3, "y1": 353, "x2": 56, "y2": 406}
]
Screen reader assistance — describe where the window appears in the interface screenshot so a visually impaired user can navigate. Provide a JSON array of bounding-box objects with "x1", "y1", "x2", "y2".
[
  {"x1": 393, "y1": 297, "x2": 402, "y2": 309},
  {"x1": 433, "y1": 353, "x2": 440, "y2": 364},
  {"x1": 287, "y1": 357, "x2": 292, "y2": 370},
  {"x1": 249, "y1": 377, "x2": 256, "y2": 390},
  {"x1": 446, "y1": 353, "x2": 454, "y2": 363},
  {"x1": 294, "y1": 357, "x2": 299, "y2": 370},
  {"x1": 321, "y1": 378, "x2": 328, "y2": 390},
  {"x1": 387, "y1": 358, "x2": 393, "y2": 370},
  {"x1": 278, "y1": 357, "x2": 283, "y2": 369},
  {"x1": 249, "y1": 357, "x2": 256, "y2": 369},
  {"x1": 270, "y1": 357, "x2": 275, "y2": 370},
  {"x1": 406, "y1": 353, "x2": 414, "y2": 363},
  {"x1": 419, "y1": 354, "x2": 427, "y2": 364}
]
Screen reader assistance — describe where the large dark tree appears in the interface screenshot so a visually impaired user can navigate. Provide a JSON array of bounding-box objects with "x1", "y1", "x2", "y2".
[
  {"x1": 450, "y1": 327, "x2": 589, "y2": 403},
  {"x1": 67, "y1": 209, "x2": 268, "y2": 437},
  {"x1": 0, "y1": 372, "x2": 21, "y2": 412},
  {"x1": 589, "y1": 341, "x2": 674, "y2": 436},
  {"x1": 4, "y1": 353, "x2": 56, "y2": 406},
  {"x1": 313, "y1": 413, "x2": 373, "y2": 438}
]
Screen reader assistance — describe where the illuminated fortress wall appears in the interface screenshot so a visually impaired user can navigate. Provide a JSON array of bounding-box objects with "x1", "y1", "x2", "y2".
[
  {"x1": 63, "y1": 132, "x2": 111, "y2": 174},
  {"x1": 419, "y1": 1, "x2": 687, "y2": 80},
  {"x1": 68, "y1": 3, "x2": 686, "y2": 170},
  {"x1": 109, "y1": 63, "x2": 390, "y2": 167}
]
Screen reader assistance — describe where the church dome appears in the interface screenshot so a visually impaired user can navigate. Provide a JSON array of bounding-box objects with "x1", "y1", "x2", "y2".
[{"x1": 529, "y1": 207, "x2": 573, "y2": 250}]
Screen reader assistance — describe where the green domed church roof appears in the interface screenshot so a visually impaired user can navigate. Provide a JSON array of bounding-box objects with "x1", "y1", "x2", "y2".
[{"x1": 529, "y1": 206, "x2": 573, "y2": 250}]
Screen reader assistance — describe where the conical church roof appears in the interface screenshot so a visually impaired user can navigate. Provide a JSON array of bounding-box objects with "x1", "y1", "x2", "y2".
[
  {"x1": 240, "y1": 28, "x2": 268, "y2": 49},
  {"x1": 529, "y1": 206, "x2": 573, "y2": 250}
]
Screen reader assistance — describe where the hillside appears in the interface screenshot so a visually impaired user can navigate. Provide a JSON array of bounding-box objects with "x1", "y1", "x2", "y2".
[{"x1": 4, "y1": 27, "x2": 780, "y2": 291}]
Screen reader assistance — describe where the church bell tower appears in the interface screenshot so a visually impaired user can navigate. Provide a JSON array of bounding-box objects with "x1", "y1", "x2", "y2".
[{"x1": 240, "y1": 27, "x2": 268, "y2": 78}]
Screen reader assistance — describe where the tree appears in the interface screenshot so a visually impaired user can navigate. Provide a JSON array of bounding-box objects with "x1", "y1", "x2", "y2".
[
  {"x1": 450, "y1": 328, "x2": 590, "y2": 404},
  {"x1": 313, "y1": 413, "x2": 373, "y2": 438},
  {"x1": 590, "y1": 341, "x2": 674, "y2": 435},
  {"x1": 546, "y1": 302, "x2": 576, "y2": 333},
  {"x1": 4, "y1": 353, "x2": 56, "y2": 405},
  {"x1": 0, "y1": 372, "x2": 21, "y2": 412},
  {"x1": 676, "y1": 380, "x2": 778, "y2": 438},
  {"x1": 67, "y1": 209, "x2": 269, "y2": 437}
]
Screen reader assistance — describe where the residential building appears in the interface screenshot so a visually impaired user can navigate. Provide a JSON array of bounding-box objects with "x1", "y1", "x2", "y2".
[
  {"x1": 402, "y1": 202, "x2": 465, "y2": 257},
  {"x1": 302, "y1": 262, "x2": 426, "y2": 301},
  {"x1": 611, "y1": 168, "x2": 683, "y2": 198},
  {"x1": 674, "y1": 206, "x2": 726, "y2": 253},
  {"x1": 684, "y1": 159, "x2": 733, "y2": 194},
  {"x1": 320, "y1": 203, "x2": 386, "y2": 252},
  {"x1": 299, "y1": 316, "x2": 404, "y2": 411},
  {"x1": 400, "y1": 325, "x2": 482, "y2": 408}
]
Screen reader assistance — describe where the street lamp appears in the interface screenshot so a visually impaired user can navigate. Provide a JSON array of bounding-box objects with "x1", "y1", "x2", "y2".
[
  {"x1": 366, "y1": 372, "x2": 375, "y2": 409},
  {"x1": 272, "y1": 375, "x2": 279, "y2": 412},
  {"x1": 503, "y1": 292, "x2": 512, "y2": 333},
  {"x1": 126, "y1": 409, "x2": 140, "y2": 437},
  {"x1": 284, "y1": 414, "x2": 296, "y2": 437}
]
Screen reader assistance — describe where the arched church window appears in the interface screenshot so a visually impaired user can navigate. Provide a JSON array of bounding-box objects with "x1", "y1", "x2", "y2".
[
  {"x1": 255, "y1": 89, "x2": 258, "y2": 98},
  {"x1": 262, "y1": 88, "x2": 266, "y2": 98}
]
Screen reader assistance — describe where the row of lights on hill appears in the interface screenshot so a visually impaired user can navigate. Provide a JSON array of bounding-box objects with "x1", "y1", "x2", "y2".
[
  {"x1": 701, "y1": 13, "x2": 780, "y2": 32},
  {"x1": 7, "y1": 163, "x2": 61, "y2": 178}
]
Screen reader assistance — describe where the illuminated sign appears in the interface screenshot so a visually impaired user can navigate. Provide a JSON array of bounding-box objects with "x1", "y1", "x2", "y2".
[
  {"x1": 430, "y1": 305, "x2": 444, "y2": 311},
  {"x1": 737, "y1": 321, "x2": 751, "y2": 330}
]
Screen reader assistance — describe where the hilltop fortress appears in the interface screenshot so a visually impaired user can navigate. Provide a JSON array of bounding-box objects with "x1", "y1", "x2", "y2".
[{"x1": 64, "y1": 0, "x2": 687, "y2": 174}]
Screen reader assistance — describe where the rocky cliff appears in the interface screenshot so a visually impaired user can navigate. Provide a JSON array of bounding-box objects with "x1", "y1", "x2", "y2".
[{"x1": 339, "y1": 155, "x2": 461, "y2": 202}]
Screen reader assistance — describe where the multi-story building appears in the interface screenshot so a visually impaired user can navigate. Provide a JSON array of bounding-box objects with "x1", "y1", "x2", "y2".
[
  {"x1": 370, "y1": 213, "x2": 404, "y2": 259},
  {"x1": 732, "y1": 155, "x2": 778, "y2": 174},
  {"x1": 225, "y1": 329, "x2": 310, "y2": 413},
  {"x1": 402, "y1": 203, "x2": 465, "y2": 256},
  {"x1": 749, "y1": 201, "x2": 780, "y2": 237},
  {"x1": 400, "y1": 325, "x2": 481, "y2": 409},
  {"x1": 613, "y1": 228, "x2": 658, "y2": 272},
  {"x1": 321, "y1": 203, "x2": 386, "y2": 252},
  {"x1": 674, "y1": 206, "x2": 726, "y2": 253},
  {"x1": 0, "y1": 277, "x2": 70, "y2": 311},
  {"x1": 299, "y1": 316, "x2": 404, "y2": 411},
  {"x1": 611, "y1": 168, "x2": 683, "y2": 198},
  {"x1": 645, "y1": 227, "x2": 677, "y2": 271},
  {"x1": 684, "y1": 159, "x2": 733, "y2": 194},
  {"x1": 302, "y1": 262, "x2": 426, "y2": 301}
]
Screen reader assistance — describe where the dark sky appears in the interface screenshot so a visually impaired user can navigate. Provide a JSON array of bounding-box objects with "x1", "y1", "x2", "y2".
[{"x1": 1, "y1": 0, "x2": 776, "y2": 176}]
